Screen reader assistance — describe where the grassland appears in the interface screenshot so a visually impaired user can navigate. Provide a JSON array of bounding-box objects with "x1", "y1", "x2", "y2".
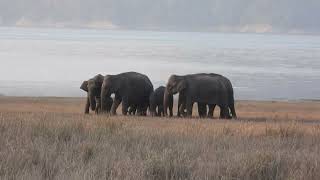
[{"x1": 0, "y1": 97, "x2": 320, "y2": 180}]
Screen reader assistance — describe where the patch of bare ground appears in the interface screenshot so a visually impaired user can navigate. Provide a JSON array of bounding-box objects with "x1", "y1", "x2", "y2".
[{"x1": 0, "y1": 97, "x2": 319, "y2": 179}]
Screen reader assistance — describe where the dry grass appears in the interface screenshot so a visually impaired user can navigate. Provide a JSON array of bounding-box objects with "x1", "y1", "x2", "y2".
[{"x1": 0, "y1": 97, "x2": 320, "y2": 180}]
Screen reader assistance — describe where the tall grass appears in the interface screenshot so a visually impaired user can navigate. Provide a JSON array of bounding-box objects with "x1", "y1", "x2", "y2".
[
  {"x1": 0, "y1": 111, "x2": 320, "y2": 180},
  {"x1": 0, "y1": 97, "x2": 320, "y2": 179}
]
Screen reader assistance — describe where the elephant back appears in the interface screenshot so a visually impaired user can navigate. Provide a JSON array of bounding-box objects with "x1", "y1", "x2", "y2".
[{"x1": 119, "y1": 72, "x2": 154, "y2": 102}]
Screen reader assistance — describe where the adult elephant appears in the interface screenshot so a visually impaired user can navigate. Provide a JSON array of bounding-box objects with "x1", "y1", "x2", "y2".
[
  {"x1": 100, "y1": 72, "x2": 154, "y2": 115},
  {"x1": 164, "y1": 73, "x2": 236, "y2": 118},
  {"x1": 176, "y1": 73, "x2": 236, "y2": 119},
  {"x1": 80, "y1": 74, "x2": 113, "y2": 114}
]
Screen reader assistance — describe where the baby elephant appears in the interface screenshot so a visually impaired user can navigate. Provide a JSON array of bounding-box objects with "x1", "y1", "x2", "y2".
[{"x1": 149, "y1": 86, "x2": 173, "y2": 116}]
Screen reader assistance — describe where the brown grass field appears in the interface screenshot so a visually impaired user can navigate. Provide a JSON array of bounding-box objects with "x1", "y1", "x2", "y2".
[{"x1": 0, "y1": 96, "x2": 320, "y2": 180}]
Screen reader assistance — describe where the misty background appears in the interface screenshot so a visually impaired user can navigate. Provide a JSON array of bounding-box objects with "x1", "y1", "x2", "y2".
[
  {"x1": 0, "y1": 1, "x2": 320, "y2": 100},
  {"x1": 1, "y1": 0, "x2": 320, "y2": 33}
]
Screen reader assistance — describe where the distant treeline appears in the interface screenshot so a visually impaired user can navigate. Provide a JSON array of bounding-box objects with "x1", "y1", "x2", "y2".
[{"x1": 1, "y1": 0, "x2": 319, "y2": 33}]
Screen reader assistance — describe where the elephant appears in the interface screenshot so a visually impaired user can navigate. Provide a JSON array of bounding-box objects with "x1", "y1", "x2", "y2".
[
  {"x1": 177, "y1": 90, "x2": 208, "y2": 118},
  {"x1": 149, "y1": 86, "x2": 173, "y2": 117},
  {"x1": 100, "y1": 72, "x2": 154, "y2": 116},
  {"x1": 164, "y1": 73, "x2": 236, "y2": 119},
  {"x1": 176, "y1": 73, "x2": 236, "y2": 119},
  {"x1": 80, "y1": 74, "x2": 113, "y2": 114}
]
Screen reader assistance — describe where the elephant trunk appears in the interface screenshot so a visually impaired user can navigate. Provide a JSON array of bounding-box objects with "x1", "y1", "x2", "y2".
[
  {"x1": 88, "y1": 92, "x2": 96, "y2": 111},
  {"x1": 100, "y1": 86, "x2": 108, "y2": 113},
  {"x1": 85, "y1": 96, "x2": 90, "y2": 114},
  {"x1": 163, "y1": 88, "x2": 170, "y2": 116}
]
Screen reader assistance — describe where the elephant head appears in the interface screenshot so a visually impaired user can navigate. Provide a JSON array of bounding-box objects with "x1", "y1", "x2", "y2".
[
  {"x1": 164, "y1": 75, "x2": 187, "y2": 116},
  {"x1": 80, "y1": 74, "x2": 104, "y2": 111}
]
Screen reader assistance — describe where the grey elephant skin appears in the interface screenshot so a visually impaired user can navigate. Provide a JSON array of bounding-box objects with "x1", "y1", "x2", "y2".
[
  {"x1": 80, "y1": 74, "x2": 113, "y2": 114},
  {"x1": 177, "y1": 91, "x2": 208, "y2": 118},
  {"x1": 164, "y1": 73, "x2": 237, "y2": 118},
  {"x1": 177, "y1": 73, "x2": 236, "y2": 118},
  {"x1": 100, "y1": 72, "x2": 154, "y2": 115},
  {"x1": 149, "y1": 86, "x2": 173, "y2": 117}
]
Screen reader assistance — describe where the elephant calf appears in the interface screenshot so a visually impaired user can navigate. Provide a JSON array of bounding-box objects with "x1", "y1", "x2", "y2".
[{"x1": 150, "y1": 86, "x2": 173, "y2": 116}]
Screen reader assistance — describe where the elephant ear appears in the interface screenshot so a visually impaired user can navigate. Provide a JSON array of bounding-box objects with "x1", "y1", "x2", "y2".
[
  {"x1": 80, "y1": 81, "x2": 89, "y2": 92},
  {"x1": 177, "y1": 79, "x2": 187, "y2": 91}
]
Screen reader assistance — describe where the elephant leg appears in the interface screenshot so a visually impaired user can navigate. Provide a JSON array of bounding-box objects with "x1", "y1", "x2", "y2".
[
  {"x1": 226, "y1": 108, "x2": 232, "y2": 119},
  {"x1": 198, "y1": 103, "x2": 208, "y2": 118},
  {"x1": 149, "y1": 105, "x2": 155, "y2": 116},
  {"x1": 128, "y1": 106, "x2": 135, "y2": 115},
  {"x1": 95, "y1": 105, "x2": 99, "y2": 114},
  {"x1": 121, "y1": 97, "x2": 129, "y2": 115},
  {"x1": 132, "y1": 107, "x2": 137, "y2": 115},
  {"x1": 219, "y1": 109, "x2": 224, "y2": 119},
  {"x1": 186, "y1": 99, "x2": 193, "y2": 117},
  {"x1": 106, "y1": 98, "x2": 113, "y2": 113},
  {"x1": 177, "y1": 103, "x2": 181, "y2": 117},
  {"x1": 142, "y1": 102, "x2": 148, "y2": 116},
  {"x1": 207, "y1": 104, "x2": 215, "y2": 118},
  {"x1": 137, "y1": 105, "x2": 147, "y2": 116},
  {"x1": 219, "y1": 106, "x2": 230, "y2": 119},
  {"x1": 169, "y1": 105, "x2": 173, "y2": 117},
  {"x1": 179, "y1": 102, "x2": 187, "y2": 117},
  {"x1": 95, "y1": 98, "x2": 101, "y2": 114},
  {"x1": 155, "y1": 106, "x2": 159, "y2": 116},
  {"x1": 219, "y1": 105, "x2": 225, "y2": 119},
  {"x1": 133, "y1": 106, "x2": 137, "y2": 115},
  {"x1": 229, "y1": 103, "x2": 237, "y2": 119},
  {"x1": 169, "y1": 96, "x2": 173, "y2": 117},
  {"x1": 177, "y1": 94, "x2": 183, "y2": 117},
  {"x1": 178, "y1": 104, "x2": 183, "y2": 117},
  {"x1": 135, "y1": 106, "x2": 141, "y2": 116},
  {"x1": 158, "y1": 105, "x2": 164, "y2": 116},
  {"x1": 111, "y1": 97, "x2": 121, "y2": 115},
  {"x1": 128, "y1": 107, "x2": 132, "y2": 115},
  {"x1": 85, "y1": 96, "x2": 90, "y2": 114}
]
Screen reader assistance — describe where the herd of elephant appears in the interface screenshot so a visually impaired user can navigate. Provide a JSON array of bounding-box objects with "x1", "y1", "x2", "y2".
[{"x1": 80, "y1": 72, "x2": 237, "y2": 119}]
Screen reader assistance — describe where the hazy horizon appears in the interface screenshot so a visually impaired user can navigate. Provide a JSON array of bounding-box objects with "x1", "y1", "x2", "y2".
[
  {"x1": 0, "y1": 27, "x2": 319, "y2": 100},
  {"x1": 1, "y1": 1, "x2": 320, "y2": 100},
  {"x1": 1, "y1": 0, "x2": 320, "y2": 34}
]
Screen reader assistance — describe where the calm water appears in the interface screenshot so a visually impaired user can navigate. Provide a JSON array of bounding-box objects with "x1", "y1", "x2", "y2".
[{"x1": 0, "y1": 27, "x2": 319, "y2": 100}]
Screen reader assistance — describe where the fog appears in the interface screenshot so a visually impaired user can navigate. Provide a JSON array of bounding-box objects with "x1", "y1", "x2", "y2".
[{"x1": 1, "y1": 0, "x2": 320, "y2": 33}]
